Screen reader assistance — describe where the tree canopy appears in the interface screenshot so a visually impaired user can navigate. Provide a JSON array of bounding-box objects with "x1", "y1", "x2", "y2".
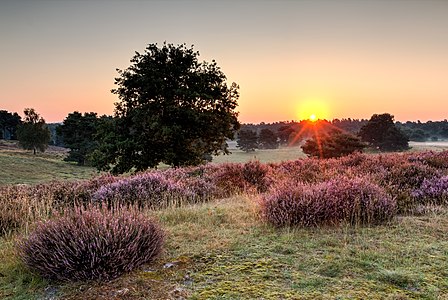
[
  {"x1": 0, "y1": 110, "x2": 21, "y2": 140},
  {"x1": 93, "y1": 43, "x2": 240, "y2": 173},
  {"x1": 302, "y1": 129, "x2": 365, "y2": 158},
  {"x1": 258, "y1": 128, "x2": 279, "y2": 149},
  {"x1": 16, "y1": 108, "x2": 51, "y2": 154},
  {"x1": 57, "y1": 112, "x2": 101, "y2": 165},
  {"x1": 237, "y1": 129, "x2": 258, "y2": 152},
  {"x1": 359, "y1": 113, "x2": 409, "y2": 151}
]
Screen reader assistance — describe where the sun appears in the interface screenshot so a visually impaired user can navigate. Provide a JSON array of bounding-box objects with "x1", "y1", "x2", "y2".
[{"x1": 296, "y1": 97, "x2": 330, "y2": 121}]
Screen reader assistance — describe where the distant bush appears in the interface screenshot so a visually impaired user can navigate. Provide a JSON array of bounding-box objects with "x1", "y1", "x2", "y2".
[
  {"x1": 260, "y1": 177, "x2": 396, "y2": 227},
  {"x1": 18, "y1": 205, "x2": 164, "y2": 282}
]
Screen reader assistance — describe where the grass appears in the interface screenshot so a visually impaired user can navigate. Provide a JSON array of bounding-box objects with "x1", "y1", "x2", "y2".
[
  {"x1": 0, "y1": 140, "x2": 97, "y2": 185},
  {"x1": 212, "y1": 146, "x2": 307, "y2": 164},
  {"x1": 2, "y1": 197, "x2": 447, "y2": 299}
]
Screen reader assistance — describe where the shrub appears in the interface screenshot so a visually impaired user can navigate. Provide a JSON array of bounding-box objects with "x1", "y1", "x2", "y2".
[
  {"x1": 242, "y1": 160, "x2": 270, "y2": 192},
  {"x1": 92, "y1": 172, "x2": 194, "y2": 208},
  {"x1": 260, "y1": 177, "x2": 396, "y2": 227},
  {"x1": 18, "y1": 205, "x2": 164, "y2": 282},
  {"x1": 412, "y1": 176, "x2": 448, "y2": 205},
  {"x1": 376, "y1": 162, "x2": 440, "y2": 212}
]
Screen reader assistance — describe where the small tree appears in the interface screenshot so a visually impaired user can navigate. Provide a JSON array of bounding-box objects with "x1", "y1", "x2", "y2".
[
  {"x1": 93, "y1": 43, "x2": 240, "y2": 173},
  {"x1": 258, "y1": 128, "x2": 279, "y2": 149},
  {"x1": 16, "y1": 108, "x2": 51, "y2": 155},
  {"x1": 302, "y1": 129, "x2": 365, "y2": 158},
  {"x1": 359, "y1": 113, "x2": 409, "y2": 151},
  {"x1": 237, "y1": 129, "x2": 258, "y2": 152},
  {"x1": 57, "y1": 112, "x2": 101, "y2": 165}
]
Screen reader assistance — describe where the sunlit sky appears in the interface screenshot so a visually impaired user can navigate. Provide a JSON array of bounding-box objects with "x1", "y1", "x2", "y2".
[{"x1": 1, "y1": 0, "x2": 447, "y2": 123}]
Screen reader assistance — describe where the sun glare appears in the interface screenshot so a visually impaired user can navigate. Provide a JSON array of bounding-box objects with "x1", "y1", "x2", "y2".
[{"x1": 296, "y1": 97, "x2": 330, "y2": 121}]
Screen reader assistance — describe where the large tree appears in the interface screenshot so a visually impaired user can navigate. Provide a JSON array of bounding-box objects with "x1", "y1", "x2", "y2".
[
  {"x1": 0, "y1": 110, "x2": 21, "y2": 140},
  {"x1": 93, "y1": 43, "x2": 240, "y2": 173},
  {"x1": 16, "y1": 108, "x2": 51, "y2": 154},
  {"x1": 57, "y1": 112, "x2": 101, "y2": 165},
  {"x1": 359, "y1": 113, "x2": 409, "y2": 151},
  {"x1": 302, "y1": 129, "x2": 365, "y2": 158}
]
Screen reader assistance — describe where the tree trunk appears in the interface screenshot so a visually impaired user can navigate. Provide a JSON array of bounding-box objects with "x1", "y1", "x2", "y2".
[{"x1": 33, "y1": 147, "x2": 36, "y2": 155}]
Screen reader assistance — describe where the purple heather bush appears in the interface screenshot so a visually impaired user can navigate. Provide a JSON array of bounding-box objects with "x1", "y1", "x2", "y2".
[
  {"x1": 92, "y1": 172, "x2": 196, "y2": 208},
  {"x1": 18, "y1": 205, "x2": 164, "y2": 282},
  {"x1": 412, "y1": 175, "x2": 448, "y2": 205},
  {"x1": 260, "y1": 176, "x2": 396, "y2": 227}
]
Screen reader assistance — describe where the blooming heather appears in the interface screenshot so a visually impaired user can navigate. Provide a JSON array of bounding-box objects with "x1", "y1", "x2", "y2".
[{"x1": 18, "y1": 205, "x2": 164, "y2": 282}]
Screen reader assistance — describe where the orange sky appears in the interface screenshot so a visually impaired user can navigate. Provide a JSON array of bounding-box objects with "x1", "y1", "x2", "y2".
[{"x1": 1, "y1": 0, "x2": 447, "y2": 123}]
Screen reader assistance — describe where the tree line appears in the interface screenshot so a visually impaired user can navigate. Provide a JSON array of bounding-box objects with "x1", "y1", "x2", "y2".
[{"x1": 2, "y1": 42, "x2": 447, "y2": 171}]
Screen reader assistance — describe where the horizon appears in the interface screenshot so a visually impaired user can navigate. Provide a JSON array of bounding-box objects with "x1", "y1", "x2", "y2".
[{"x1": 1, "y1": 0, "x2": 448, "y2": 123}]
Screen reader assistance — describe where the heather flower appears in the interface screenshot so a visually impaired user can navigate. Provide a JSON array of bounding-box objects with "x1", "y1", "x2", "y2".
[{"x1": 18, "y1": 205, "x2": 164, "y2": 282}]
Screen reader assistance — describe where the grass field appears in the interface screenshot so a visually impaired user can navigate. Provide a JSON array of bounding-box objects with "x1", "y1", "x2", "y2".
[
  {"x1": 0, "y1": 140, "x2": 97, "y2": 185},
  {"x1": 1, "y1": 140, "x2": 448, "y2": 299}
]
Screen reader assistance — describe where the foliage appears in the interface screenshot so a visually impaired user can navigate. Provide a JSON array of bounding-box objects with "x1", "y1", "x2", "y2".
[
  {"x1": 258, "y1": 128, "x2": 279, "y2": 149},
  {"x1": 412, "y1": 175, "x2": 448, "y2": 205},
  {"x1": 359, "y1": 113, "x2": 409, "y2": 151},
  {"x1": 0, "y1": 110, "x2": 21, "y2": 140},
  {"x1": 18, "y1": 205, "x2": 164, "y2": 282},
  {"x1": 16, "y1": 108, "x2": 51, "y2": 155},
  {"x1": 237, "y1": 129, "x2": 258, "y2": 152},
  {"x1": 260, "y1": 176, "x2": 396, "y2": 227},
  {"x1": 301, "y1": 129, "x2": 365, "y2": 158},
  {"x1": 93, "y1": 43, "x2": 240, "y2": 173},
  {"x1": 57, "y1": 112, "x2": 103, "y2": 166},
  {"x1": 92, "y1": 172, "x2": 208, "y2": 208}
]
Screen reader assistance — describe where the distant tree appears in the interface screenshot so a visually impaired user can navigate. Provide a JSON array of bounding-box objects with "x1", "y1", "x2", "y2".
[
  {"x1": 258, "y1": 128, "x2": 279, "y2": 149},
  {"x1": 16, "y1": 108, "x2": 51, "y2": 154},
  {"x1": 302, "y1": 129, "x2": 365, "y2": 158},
  {"x1": 237, "y1": 129, "x2": 258, "y2": 152},
  {"x1": 277, "y1": 125, "x2": 295, "y2": 145},
  {"x1": 0, "y1": 110, "x2": 21, "y2": 140},
  {"x1": 57, "y1": 112, "x2": 101, "y2": 165},
  {"x1": 92, "y1": 43, "x2": 240, "y2": 173},
  {"x1": 359, "y1": 113, "x2": 409, "y2": 151}
]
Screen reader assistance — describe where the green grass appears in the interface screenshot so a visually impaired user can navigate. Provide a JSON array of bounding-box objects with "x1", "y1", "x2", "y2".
[
  {"x1": 2, "y1": 197, "x2": 447, "y2": 299},
  {"x1": 0, "y1": 141, "x2": 97, "y2": 185},
  {"x1": 213, "y1": 146, "x2": 307, "y2": 164}
]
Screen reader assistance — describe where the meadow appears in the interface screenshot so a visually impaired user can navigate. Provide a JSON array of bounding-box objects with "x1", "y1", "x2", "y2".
[{"x1": 1, "y1": 141, "x2": 448, "y2": 299}]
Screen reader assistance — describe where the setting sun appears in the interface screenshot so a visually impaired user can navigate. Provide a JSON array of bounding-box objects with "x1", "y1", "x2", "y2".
[{"x1": 296, "y1": 97, "x2": 331, "y2": 121}]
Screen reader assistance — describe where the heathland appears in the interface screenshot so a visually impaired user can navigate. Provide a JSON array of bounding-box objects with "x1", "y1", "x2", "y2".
[{"x1": 1, "y1": 140, "x2": 448, "y2": 299}]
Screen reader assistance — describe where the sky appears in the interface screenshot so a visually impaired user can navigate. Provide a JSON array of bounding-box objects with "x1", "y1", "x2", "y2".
[{"x1": 1, "y1": 0, "x2": 447, "y2": 123}]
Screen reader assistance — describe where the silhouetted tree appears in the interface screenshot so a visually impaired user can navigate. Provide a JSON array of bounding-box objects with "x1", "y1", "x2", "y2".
[
  {"x1": 359, "y1": 113, "x2": 409, "y2": 151},
  {"x1": 258, "y1": 128, "x2": 279, "y2": 149},
  {"x1": 0, "y1": 110, "x2": 21, "y2": 140},
  {"x1": 302, "y1": 129, "x2": 365, "y2": 158},
  {"x1": 16, "y1": 108, "x2": 51, "y2": 155},
  {"x1": 92, "y1": 43, "x2": 240, "y2": 173},
  {"x1": 57, "y1": 112, "x2": 101, "y2": 165},
  {"x1": 277, "y1": 125, "x2": 295, "y2": 145},
  {"x1": 237, "y1": 129, "x2": 258, "y2": 152}
]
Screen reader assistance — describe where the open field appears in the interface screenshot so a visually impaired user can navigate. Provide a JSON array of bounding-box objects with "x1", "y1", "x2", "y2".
[
  {"x1": 0, "y1": 140, "x2": 97, "y2": 185},
  {"x1": 1, "y1": 141, "x2": 448, "y2": 299}
]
